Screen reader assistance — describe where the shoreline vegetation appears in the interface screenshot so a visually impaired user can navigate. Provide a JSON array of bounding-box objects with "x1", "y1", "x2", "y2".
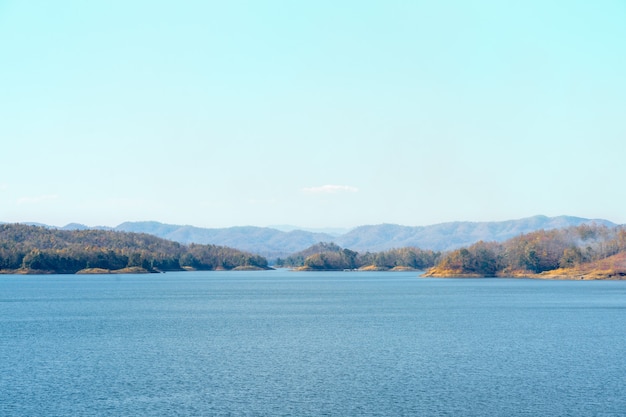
[
  {"x1": 421, "y1": 257, "x2": 626, "y2": 280},
  {"x1": 0, "y1": 224, "x2": 271, "y2": 275},
  {"x1": 293, "y1": 265, "x2": 419, "y2": 272},
  {"x1": 421, "y1": 226, "x2": 626, "y2": 280},
  {"x1": 1, "y1": 223, "x2": 626, "y2": 280},
  {"x1": 0, "y1": 265, "x2": 272, "y2": 275},
  {"x1": 276, "y1": 242, "x2": 440, "y2": 273}
]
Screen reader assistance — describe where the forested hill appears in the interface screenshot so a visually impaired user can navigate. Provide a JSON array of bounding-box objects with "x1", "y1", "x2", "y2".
[
  {"x1": 424, "y1": 224, "x2": 626, "y2": 279},
  {"x1": 0, "y1": 224, "x2": 269, "y2": 274},
  {"x1": 276, "y1": 242, "x2": 441, "y2": 271}
]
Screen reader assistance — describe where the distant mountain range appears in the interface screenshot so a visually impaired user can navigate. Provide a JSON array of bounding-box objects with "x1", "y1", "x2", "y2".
[
  {"x1": 336, "y1": 215, "x2": 617, "y2": 253},
  {"x1": 17, "y1": 215, "x2": 612, "y2": 259}
]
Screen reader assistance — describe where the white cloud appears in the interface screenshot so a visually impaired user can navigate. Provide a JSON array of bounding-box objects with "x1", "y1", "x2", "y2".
[
  {"x1": 16, "y1": 194, "x2": 59, "y2": 205},
  {"x1": 302, "y1": 185, "x2": 359, "y2": 194}
]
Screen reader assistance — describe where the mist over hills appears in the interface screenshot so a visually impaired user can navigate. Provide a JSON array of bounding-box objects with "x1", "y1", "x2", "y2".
[
  {"x1": 110, "y1": 222, "x2": 333, "y2": 259},
  {"x1": 5, "y1": 215, "x2": 615, "y2": 259},
  {"x1": 268, "y1": 225, "x2": 350, "y2": 236},
  {"x1": 31, "y1": 215, "x2": 613, "y2": 258},
  {"x1": 337, "y1": 215, "x2": 616, "y2": 253}
]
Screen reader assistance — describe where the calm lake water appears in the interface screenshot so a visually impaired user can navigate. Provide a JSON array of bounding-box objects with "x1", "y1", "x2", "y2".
[{"x1": 1, "y1": 270, "x2": 625, "y2": 416}]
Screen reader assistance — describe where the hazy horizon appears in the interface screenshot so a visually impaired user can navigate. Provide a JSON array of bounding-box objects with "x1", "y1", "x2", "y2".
[{"x1": 3, "y1": 213, "x2": 620, "y2": 232}]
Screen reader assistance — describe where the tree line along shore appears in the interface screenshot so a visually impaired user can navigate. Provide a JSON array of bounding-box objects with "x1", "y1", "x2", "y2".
[
  {"x1": 422, "y1": 224, "x2": 626, "y2": 280},
  {"x1": 0, "y1": 224, "x2": 269, "y2": 274},
  {"x1": 1, "y1": 223, "x2": 625, "y2": 279}
]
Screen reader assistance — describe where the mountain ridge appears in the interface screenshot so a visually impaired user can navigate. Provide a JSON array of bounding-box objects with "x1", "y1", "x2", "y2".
[
  {"x1": 115, "y1": 215, "x2": 618, "y2": 256},
  {"x1": 338, "y1": 215, "x2": 616, "y2": 252},
  {"x1": 3, "y1": 215, "x2": 617, "y2": 258}
]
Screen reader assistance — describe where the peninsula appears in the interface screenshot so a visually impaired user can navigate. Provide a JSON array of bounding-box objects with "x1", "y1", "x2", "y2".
[
  {"x1": 423, "y1": 224, "x2": 626, "y2": 280},
  {"x1": 0, "y1": 224, "x2": 270, "y2": 274}
]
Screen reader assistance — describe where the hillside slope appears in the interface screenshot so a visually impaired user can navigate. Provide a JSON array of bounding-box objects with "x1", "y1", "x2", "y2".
[
  {"x1": 537, "y1": 252, "x2": 626, "y2": 280},
  {"x1": 114, "y1": 216, "x2": 616, "y2": 256},
  {"x1": 423, "y1": 224, "x2": 626, "y2": 279},
  {"x1": 113, "y1": 222, "x2": 335, "y2": 258},
  {"x1": 0, "y1": 224, "x2": 269, "y2": 274},
  {"x1": 337, "y1": 215, "x2": 615, "y2": 252}
]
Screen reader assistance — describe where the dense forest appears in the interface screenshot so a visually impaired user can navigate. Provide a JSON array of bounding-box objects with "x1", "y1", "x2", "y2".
[
  {"x1": 276, "y1": 242, "x2": 441, "y2": 271},
  {"x1": 424, "y1": 224, "x2": 626, "y2": 278},
  {"x1": 0, "y1": 224, "x2": 269, "y2": 274}
]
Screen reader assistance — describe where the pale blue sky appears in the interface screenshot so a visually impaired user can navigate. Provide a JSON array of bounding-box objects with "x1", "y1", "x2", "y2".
[{"x1": 1, "y1": 0, "x2": 625, "y2": 228}]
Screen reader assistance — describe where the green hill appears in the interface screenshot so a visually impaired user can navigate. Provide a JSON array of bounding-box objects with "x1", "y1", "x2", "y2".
[
  {"x1": 277, "y1": 242, "x2": 440, "y2": 271},
  {"x1": 0, "y1": 224, "x2": 269, "y2": 274}
]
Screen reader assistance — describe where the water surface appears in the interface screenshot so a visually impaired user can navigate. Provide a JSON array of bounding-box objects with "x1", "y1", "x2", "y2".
[{"x1": 1, "y1": 271, "x2": 625, "y2": 416}]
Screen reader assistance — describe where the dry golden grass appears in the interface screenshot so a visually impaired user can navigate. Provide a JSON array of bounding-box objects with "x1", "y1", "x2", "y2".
[
  {"x1": 421, "y1": 267, "x2": 484, "y2": 278},
  {"x1": 423, "y1": 253, "x2": 626, "y2": 280},
  {"x1": 537, "y1": 252, "x2": 626, "y2": 280}
]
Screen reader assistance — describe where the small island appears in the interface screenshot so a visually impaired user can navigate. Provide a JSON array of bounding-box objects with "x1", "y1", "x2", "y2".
[{"x1": 275, "y1": 242, "x2": 440, "y2": 272}]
